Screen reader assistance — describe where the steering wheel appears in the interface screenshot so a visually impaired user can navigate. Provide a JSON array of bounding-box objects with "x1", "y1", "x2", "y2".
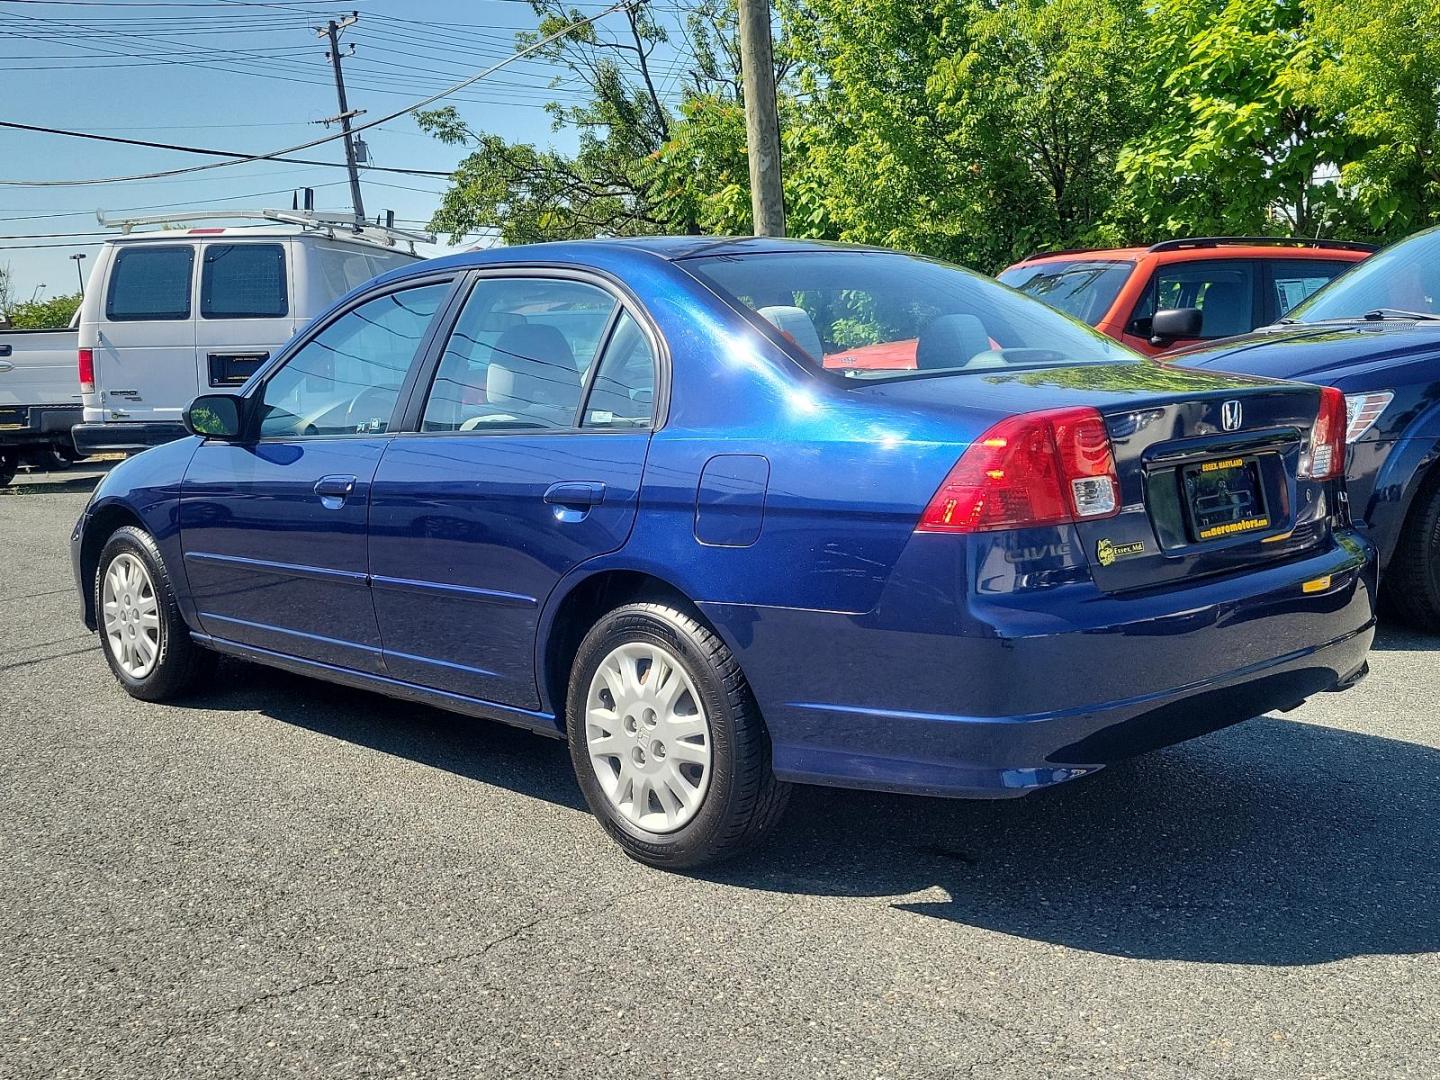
[{"x1": 344, "y1": 386, "x2": 397, "y2": 433}]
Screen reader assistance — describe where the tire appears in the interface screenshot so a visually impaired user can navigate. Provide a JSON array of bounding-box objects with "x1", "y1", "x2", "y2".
[
  {"x1": 1385, "y1": 471, "x2": 1440, "y2": 632},
  {"x1": 94, "y1": 525, "x2": 216, "y2": 701},
  {"x1": 58, "y1": 444, "x2": 88, "y2": 464},
  {"x1": 23, "y1": 447, "x2": 71, "y2": 471},
  {"x1": 0, "y1": 449, "x2": 16, "y2": 488},
  {"x1": 566, "y1": 602, "x2": 790, "y2": 869}
]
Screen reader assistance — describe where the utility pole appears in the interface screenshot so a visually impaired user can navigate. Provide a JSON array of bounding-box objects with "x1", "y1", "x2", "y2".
[
  {"x1": 737, "y1": 0, "x2": 785, "y2": 236},
  {"x1": 318, "y1": 14, "x2": 366, "y2": 228}
]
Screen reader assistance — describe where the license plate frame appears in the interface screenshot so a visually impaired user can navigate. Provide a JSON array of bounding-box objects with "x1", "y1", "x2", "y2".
[
  {"x1": 0, "y1": 406, "x2": 26, "y2": 431},
  {"x1": 1182, "y1": 455, "x2": 1270, "y2": 542}
]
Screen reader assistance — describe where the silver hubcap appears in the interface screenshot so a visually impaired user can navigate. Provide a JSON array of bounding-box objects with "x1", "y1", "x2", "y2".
[
  {"x1": 585, "y1": 641, "x2": 711, "y2": 834},
  {"x1": 101, "y1": 552, "x2": 160, "y2": 679}
]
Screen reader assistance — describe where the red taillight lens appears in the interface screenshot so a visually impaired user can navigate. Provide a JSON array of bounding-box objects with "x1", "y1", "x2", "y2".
[
  {"x1": 78, "y1": 348, "x2": 95, "y2": 394},
  {"x1": 917, "y1": 407, "x2": 1120, "y2": 533},
  {"x1": 1303, "y1": 385, "x2": 1346, "y2": 480}
]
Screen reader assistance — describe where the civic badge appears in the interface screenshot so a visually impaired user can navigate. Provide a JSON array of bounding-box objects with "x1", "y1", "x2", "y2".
[{"x1": 1221, "y1": 399, "x2": 1243, "y2": 431}]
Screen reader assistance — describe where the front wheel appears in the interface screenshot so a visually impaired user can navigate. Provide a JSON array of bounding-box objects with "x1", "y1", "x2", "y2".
[
  {"x1": 95, "y1": 526, "x2": 216, "y2": 701},
  {"x1": 567, "y1": 602, "x2": 790, "y2": 869}
]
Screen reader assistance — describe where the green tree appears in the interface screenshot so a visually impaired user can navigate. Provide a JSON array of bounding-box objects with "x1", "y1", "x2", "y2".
[
  {"x1": 779, "y1": 0, "x2": 1150, "y2": 271},
  {"x1": 418, "y1": 1, "x2": 798, "y2": 244},
  {"x1": 4, "y1": 293, "x2": 81, "y2": 329},
  {"x1": 1296, "y1": 0, "x2": 1440, "y2": 239},
  {"x1": 1116, "y1": 0, "x2": 1354, "y2": 238}
]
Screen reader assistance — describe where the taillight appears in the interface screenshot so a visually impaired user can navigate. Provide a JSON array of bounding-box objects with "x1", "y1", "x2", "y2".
[
  {"x1": 1302, "y1": 385, "x2": 1346, "y2": 480},
  {"x1": 78, "y1": 348, "x2": 95, "y2": 394},
  {"x1": 916, "y1": 407, "x2": 1120, "y2": 533}
]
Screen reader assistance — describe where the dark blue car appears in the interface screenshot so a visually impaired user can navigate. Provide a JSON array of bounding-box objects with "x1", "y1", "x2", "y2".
[
  {"x1": 72, "y1": 238, "x2": 1375, "y2": 867},
  {"x1": 1171, "y1": 225, "x2": 1440, "y2": 631}
]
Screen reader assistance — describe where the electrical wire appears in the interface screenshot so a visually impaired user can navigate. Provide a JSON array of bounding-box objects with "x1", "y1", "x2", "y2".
[
  {"x1": 0, "y1": 1, "x2": 636, "y2": 187},
  {"x1": 0, "y1": 121, "x2": 455, "y2": 178}
]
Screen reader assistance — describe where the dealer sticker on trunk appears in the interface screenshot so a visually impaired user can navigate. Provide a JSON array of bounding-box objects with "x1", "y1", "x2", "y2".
[{"x1": 1096, "y1": 538, "x2": 1146, "y2": 566}]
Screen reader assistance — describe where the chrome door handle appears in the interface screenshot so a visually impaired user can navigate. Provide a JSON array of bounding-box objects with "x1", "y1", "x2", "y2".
[
  {"x1": 314, "y1": 474, "x2": 357, "y2": 508},
  {"x1": 0, "y1": 360, "x2": 13, "y2": 373},
  {"x1": 544, "y1": 481, "x2": 605, "y2": 507}
]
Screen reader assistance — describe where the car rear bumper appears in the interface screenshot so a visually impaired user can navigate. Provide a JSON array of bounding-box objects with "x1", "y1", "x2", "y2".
[
  {"x1": 72, "y1": 421, "x2": 187, "y2": 455},
  {"x1": 0, "y1": 404, "x2": 80, "y2": 445},
  {"x1": 700, "y1": 530, "x2": 1377, "y2": 799}
]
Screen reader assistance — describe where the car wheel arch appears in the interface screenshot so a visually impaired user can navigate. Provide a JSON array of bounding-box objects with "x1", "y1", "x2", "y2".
[
  {"x1": 538, "y1": 567, "x2": 714, "y2": 724},
  {"x1": 80, "y1": 501, "x2": 149, "y2": 629}
]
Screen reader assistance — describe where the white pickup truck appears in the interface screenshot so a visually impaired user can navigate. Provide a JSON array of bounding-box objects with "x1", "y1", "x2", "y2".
[{"x1": 0, "y1": 313, "x2": 84, "y2": 485}]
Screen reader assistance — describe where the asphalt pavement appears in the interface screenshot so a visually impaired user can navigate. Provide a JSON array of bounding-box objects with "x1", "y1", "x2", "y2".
[{"x1": 1, "y1": 466, "x2": 1437, "y2": 1079}]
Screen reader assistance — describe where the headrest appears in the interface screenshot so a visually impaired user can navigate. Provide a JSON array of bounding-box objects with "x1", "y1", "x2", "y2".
[
  {"x1": 487, "y1": 324, "x2": 578, "y2": 410},
  {"x1": 758, "y1": 305, "x2": 824, "y2": 361},
  {"x1": 916, "y1": 313, "x2": 991, "y2": 370}
]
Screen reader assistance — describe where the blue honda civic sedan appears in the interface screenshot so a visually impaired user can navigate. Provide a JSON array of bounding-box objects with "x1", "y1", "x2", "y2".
[{"x1": 72, "y1": 237, "x2": 1375, "y2": 867}]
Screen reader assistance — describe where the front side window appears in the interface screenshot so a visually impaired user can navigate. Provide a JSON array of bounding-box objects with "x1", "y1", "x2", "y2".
[
  {"x1": 258, "y1": 282, "x2": 449, "y2": 438},
  {"x1": 685, "y1": 250, "x2": 1131, "y2": 380},
  {"x1": 1129, "y1": 260, "x2": 1256, "y2": 339},
  {"x1": 106, "y1": 245, "x2": 195, "y2": 321},
  {"x1": 421, "y1": 278, "x2": 618, "y2": 432},
  {"x1": 997, "y1": 259, "x2": 1134, "y2": 325},
  {"x1": 201, "y1": 243, "x2": 287, "y2": 319}
]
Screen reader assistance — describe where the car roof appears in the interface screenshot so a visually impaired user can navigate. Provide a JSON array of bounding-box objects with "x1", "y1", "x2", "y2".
[{"x1": 1011, "y1": 239, "x2": 1373, "y2": 267}]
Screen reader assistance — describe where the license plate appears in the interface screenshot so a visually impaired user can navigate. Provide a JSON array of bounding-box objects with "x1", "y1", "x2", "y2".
[{"x1": 1183, "y1": 456, "x2": 1269, "y2": 541}]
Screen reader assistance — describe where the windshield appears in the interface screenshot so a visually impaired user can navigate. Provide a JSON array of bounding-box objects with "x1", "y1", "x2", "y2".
[
  {"x1": 997, "y1": 259, "x2": 1134, "y2": 324},
  {"x1": 1288, "y1": 229, "x2": 1436, "y2": 322},
  {"x1": 685, "y1": 250, "x2": 1133, "y2": 381}
]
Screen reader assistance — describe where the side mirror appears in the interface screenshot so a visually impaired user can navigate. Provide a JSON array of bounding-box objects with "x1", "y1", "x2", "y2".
[
  {"x1": 183, "y1": 393, "x2": 248, "y2": 441},
  {"x1": 1150, "y1": 306, "x2": 1204, "y2": 344}
]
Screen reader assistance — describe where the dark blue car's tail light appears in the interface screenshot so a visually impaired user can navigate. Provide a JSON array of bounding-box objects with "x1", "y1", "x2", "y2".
[
  {"x1": 916, "y1": 407, "x2": 1121, "y2": 533},
  {"x1": 1301, "y1": 385, "x2": 1347, "y2": 480}
]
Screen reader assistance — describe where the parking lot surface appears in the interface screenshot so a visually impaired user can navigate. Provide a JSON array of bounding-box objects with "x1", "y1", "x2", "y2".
[{"x1": 2, "y1": 469, "x2": 1437, "y2": 1079}]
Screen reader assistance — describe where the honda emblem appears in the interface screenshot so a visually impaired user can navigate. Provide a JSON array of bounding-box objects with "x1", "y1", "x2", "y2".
[{"x1": 1221, "y1": 399, "x2": 1243, "y2": 432}]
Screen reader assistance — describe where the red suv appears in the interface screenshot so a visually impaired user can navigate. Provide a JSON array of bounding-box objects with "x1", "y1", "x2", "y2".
[{"x1": 998, "y1": 238, "x2": 1373, "y2": 355}]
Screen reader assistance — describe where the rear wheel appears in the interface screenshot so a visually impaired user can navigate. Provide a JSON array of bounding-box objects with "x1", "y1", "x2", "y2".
[
  {"x1": 0, "y1": 449, "x2": 17, "y2": 487},
  {"x1": 1385, "y1": 473, "x2": 1440, "y2": 632},
  {"x1": 566, "y1": 602, "x2": 790, "y2": 869},
  {"x1": 95, "y1": 526, "x2": 216, "y2": 700}
]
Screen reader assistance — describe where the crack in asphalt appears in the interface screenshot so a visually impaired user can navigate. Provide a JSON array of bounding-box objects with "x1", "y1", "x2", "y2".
[{"x1": 143, "y1": 888, "x2": 632, "y2": 1047}]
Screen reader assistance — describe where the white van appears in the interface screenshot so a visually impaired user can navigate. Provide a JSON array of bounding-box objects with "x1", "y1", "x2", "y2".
[{"x1": 73, "y1": 211, "x2": 425, "y2": 454}]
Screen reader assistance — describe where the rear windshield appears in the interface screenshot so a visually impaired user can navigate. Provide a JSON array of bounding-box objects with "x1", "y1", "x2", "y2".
[
  {"x1": 686, "y1": 250, "x2": 1132, "y2": 380},
  {"x1": 997, "y1": 259, "x2": 1134, "y2": 324}
]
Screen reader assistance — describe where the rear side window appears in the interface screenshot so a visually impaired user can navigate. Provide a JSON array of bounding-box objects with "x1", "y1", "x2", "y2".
[
  {"x1": 420, "y1": 277, "x2": 618, "y2": 432},
  {"x1": 106, "y1": 245, "x2": 194, "y2": 321},
  {"x1": 201, "y1": 243, "x2": 287, "y2": 319},
  {"x1": 1267, "y1": 259, "x2": 1353, "y2": 321}
]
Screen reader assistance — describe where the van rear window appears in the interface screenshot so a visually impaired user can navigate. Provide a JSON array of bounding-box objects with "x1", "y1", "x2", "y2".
[
  {"x1": 201, "y1": 243, "x2": 287, "y2": 319},
  {"x1": 106, "y1": 245, "x2": 194, "y2": 321}
]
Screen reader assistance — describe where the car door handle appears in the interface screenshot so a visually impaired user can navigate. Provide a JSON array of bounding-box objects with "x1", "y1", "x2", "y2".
[
  {"x1": 314, "y1": 474, "x2": 357, "y2": 508},
  {"x1": 544, "y1": 481, "x2": 605, "y2": 508},
  {"x1": 0, "y1": 360, "x2": 12, "y2": 373}
]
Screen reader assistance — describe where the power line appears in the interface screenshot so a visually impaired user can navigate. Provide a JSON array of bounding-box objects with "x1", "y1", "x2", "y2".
[
  {"x1": 0, "y1": 0, "x2": 637, "y2": 187},
  {"x1": 0, "y1": 120, "x2": 454, "y2": 178}
]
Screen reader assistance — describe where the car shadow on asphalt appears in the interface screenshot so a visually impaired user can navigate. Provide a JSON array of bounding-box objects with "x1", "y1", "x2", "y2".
[
  {"x1": 1369, "y1": 623, "x2": 1440, "y2": 651},
  {"x1": 202, "y1": 659, "x2": 1439, "y2": 968}
]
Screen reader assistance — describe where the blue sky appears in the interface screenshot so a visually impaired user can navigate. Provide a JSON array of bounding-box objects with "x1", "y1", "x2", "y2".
[{"x1": 0, "y1": 0, "x2": 690, "y2": 300}]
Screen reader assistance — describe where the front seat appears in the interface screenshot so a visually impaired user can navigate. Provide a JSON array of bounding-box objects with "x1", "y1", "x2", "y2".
[
  {"x1": 1197, "y1": 281, "x2": 1250, "y2": 338},
  {"x1": 474, "y1": 323, "x2": 581, "y2": 428},
  {"x1": 916, "y1": 313, "x2": 991, "y2": 370}
]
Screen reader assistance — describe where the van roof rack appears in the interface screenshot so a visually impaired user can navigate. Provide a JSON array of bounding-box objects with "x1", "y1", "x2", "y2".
[
  {"x1": 1147, "y1": 236, "x2": 1376, "y2": 253},
  {"x1": 95, "y1": 208, "x2": 435, "y2": 253}
]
